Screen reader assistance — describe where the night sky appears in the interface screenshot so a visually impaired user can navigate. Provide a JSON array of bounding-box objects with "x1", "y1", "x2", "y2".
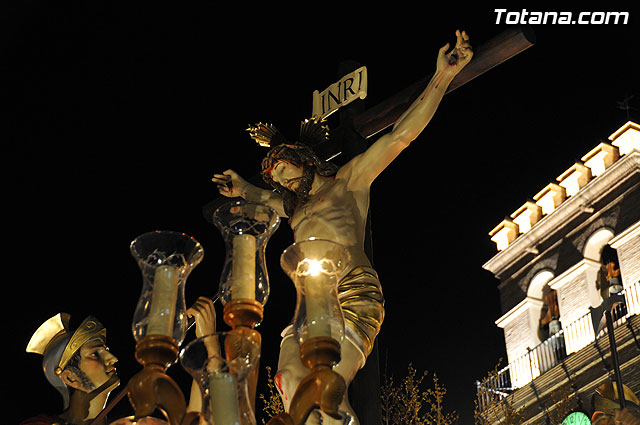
[{"x1": 6, "y1": 3, "x2": 639, "y2": 424}]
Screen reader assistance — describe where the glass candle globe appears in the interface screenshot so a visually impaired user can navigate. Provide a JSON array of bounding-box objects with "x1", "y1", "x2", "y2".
[
  {"x1": 212, "y1": 200, "x2": 280, "y2": 306},
  {"x1": 280, "y1": 239, "x2": 349, "y2": 345},
  {"x1": 180, "y1": 332, "x2": 261, "y2": 425},
  {"x1": 130, "y1": 230, "x2": 204, "y2": 345}
]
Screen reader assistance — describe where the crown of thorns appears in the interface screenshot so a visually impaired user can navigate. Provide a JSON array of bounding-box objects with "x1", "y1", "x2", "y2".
[{"x1": 246, "y1": 116, "x2": 330, "y2": 148}]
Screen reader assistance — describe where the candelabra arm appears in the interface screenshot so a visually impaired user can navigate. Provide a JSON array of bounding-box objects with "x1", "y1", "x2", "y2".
[
  {"x1": 128, "y1": 335, "x2": 200, "y2": 425},
  {"x1": 223, "y1": 299, "x2": 264, "y2": 417},
  {"x1": 268, "y1": 337, "x2": 345, "y2": 425},
  {"x1": 288, "y1": 366, "x2": 346, "y2": 424},
  {"x1": 266, "y1": 413, "x2": 294, "y2": 425},
  {"x1": 127, "y1": 365, "x2": 185, "y2": 425},
  {"x1": 226, "y1": 325, "x2": 262, "y2": 415}
]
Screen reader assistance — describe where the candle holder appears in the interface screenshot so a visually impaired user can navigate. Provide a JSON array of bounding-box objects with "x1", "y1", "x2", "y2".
[
  {"x1": 180, "y1": 332, "x2": 261, "y2": 425},
  {"x1": 280, "y1": 239, "x2": 348, "y2": 346},
  {"x1": 130, "y1": 231, "x2": 204, "y2": 343},
  {"x1": 269, "y1": 239, "x2": 349, "y2": 425},
  {"x1": 128, "y1": 231, "x2": 204, "y2": 425},
  {"x1": 212, "y1": 200, "x2": 280, "y2": 318}
]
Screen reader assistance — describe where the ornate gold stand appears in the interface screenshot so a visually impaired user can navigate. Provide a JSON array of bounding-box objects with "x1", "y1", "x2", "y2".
[
  {"x1": 223, "y1": 298, "x2": 264, "y2": 413},
  {"x1": 267, "y1": 336, "x2": 346, "y2": 425},
  {"x1": 127, "y1": 335, "x2": 199, "y2": 425}
]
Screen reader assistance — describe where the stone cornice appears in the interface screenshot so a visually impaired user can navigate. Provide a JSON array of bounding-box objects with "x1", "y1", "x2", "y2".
[{"x1": 483, "y1": 151, "x2": 640, "y2": 276}]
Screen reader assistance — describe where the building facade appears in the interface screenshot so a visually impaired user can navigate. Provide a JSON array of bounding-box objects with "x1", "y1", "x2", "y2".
[{"x1": 478, "y1": 121, "x2": 640, "y2": 424}]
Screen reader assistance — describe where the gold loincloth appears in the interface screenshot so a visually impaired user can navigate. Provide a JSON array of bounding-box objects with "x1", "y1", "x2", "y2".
[{"x1": 337, "y1": 266, "x2": 385, "y2": 357}]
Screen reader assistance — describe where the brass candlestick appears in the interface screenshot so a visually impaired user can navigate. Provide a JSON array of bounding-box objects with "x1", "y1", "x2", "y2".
[
  {"x1": 128, "y1": 335, "x2": 199, "y2": 425},
  {"x1": 223, "y1": 298, "x2": 264, "y2": 416},
  {"x1": 268, "y1": 239, "x2": 350, "y2": 425},
  {"x1": 267, "y1": 337, "x2": 345, "y2": 425},
  {"x1": 293, "y1": 337, "x2": 345, "y2": 424}
]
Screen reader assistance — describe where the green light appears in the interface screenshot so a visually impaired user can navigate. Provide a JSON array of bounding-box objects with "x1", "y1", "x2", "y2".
[{"x1": 562, "y1": 411, "x2": 590, "y2": 425}]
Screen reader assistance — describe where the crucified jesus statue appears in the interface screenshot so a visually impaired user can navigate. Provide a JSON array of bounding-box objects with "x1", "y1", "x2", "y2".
[{"x1": 212, "y1": 30, "x2": 472, "y2": 425}]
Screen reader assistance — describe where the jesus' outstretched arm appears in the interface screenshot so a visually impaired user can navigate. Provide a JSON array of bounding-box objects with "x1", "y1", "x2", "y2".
[{"x1": 342, "y1": 30, "x2": 473, "y2": 188}]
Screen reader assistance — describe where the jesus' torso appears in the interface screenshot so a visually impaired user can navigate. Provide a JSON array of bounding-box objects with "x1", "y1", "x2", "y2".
[{"x1": 288, "y1": 174, "x2": 372, "y2": 269}]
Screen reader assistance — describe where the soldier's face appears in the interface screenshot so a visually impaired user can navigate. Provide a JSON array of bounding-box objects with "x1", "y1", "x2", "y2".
[{"x1": 77, "y1": 339, "x2": 119, "y2": 390}]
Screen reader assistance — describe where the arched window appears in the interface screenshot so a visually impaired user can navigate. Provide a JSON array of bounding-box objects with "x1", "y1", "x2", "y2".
[
  {"x1": 539, "y1": 286, "x2": 561, "y2": 340},
  {"x1": 583, "y1": 228, "x2": 616, "y2": 307},
  {"x1": 527, "y1": 270, "x2": 555, "y2": 345},
  {"x1": 584, "y1": 228, "x2": 615, "y2": 262},
  {"x1": 597, "y1": 245, "x2": 623, "y2": 298},
  {"x1": 527, "y1": 270, "x2": 565, "y2": 375}
]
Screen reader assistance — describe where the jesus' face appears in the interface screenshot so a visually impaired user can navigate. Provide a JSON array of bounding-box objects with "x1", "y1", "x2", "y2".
[{"x1": 270, "y1": 160, "x2": 307, "y2": 193}]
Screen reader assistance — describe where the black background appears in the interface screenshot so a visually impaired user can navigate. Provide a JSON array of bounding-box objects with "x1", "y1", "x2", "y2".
[{"x1": 6, "y1": 3, "x2": 639, "y2": 424}]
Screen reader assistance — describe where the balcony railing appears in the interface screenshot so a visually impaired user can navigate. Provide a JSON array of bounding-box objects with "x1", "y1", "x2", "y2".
[{"x1": 476, "y1": 280, "x2": 640, "y2": 411}]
